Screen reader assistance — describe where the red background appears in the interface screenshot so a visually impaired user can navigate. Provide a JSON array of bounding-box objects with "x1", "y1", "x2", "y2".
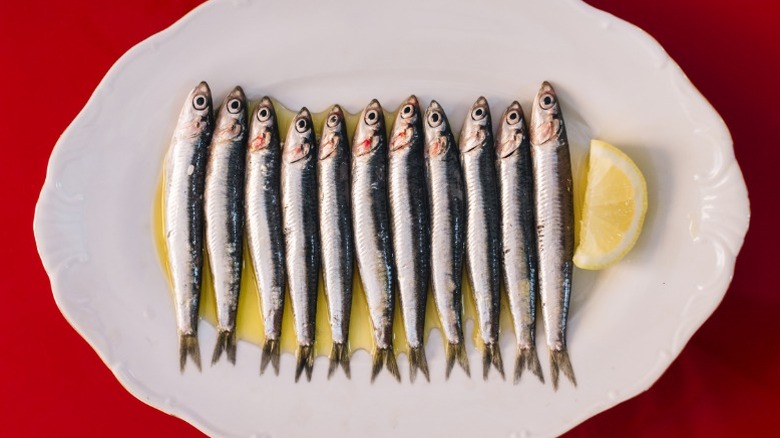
[{"x1": 2, "y1": 0, "x2": 778, "y2": 436}]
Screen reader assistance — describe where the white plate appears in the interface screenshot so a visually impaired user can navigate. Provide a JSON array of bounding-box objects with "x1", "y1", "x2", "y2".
[{"x1": 34, "y1": 0, "x2": 750, "y2": 436}]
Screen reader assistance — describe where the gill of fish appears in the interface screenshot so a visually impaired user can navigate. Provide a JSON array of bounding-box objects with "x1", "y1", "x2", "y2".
[
  {"x1": 459, "y1": 97, "x2": 504, "y2": 380},
  {"x1": 245, "y1": 97, "x2": 286, "y2": 375},
  {"x1": 495, "y1": 101, "x2": 544, "y2": 384},
  {"x1": 204, "y1": 86, "x2": 247, "y2": 366},
  {"x1": 281, "y1": 108, "x2": 320, "y2": 382},
  {"x1": 388, "y1": 96, "x2": 430, "y2": 382},
  {"x1": 423, "y1": 100, "x2": 470, "y2": 379},
  {"x1": 164, "y1": 81, "x2": 214, "y2": 372},
  {"x1": 318, "y1": 105, "x2": 354, "y2": 379},
  {"x1": 351, "y1": 99, "x2": 400, "y2": 382},
  {"x1": 529, "y1": 81, "x2": 576, "y2": 389}
]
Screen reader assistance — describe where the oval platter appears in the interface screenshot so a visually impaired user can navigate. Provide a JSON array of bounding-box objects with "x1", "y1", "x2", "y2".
[{"x1": 33, "y1": 0, "x2": 750, "y2": 436}]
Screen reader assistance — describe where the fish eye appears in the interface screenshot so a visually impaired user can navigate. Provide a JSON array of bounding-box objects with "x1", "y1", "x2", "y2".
[
  {"x1": 257, "y1": 106, "x2": 271, "y2": 122},
  {"x1": 507, "y1": 110, "x2": 520, "y2": 125},
  {"x1": 327, "y1": 114, "x2": 339, "y2": 128},
  {"x1": 365, "y1": 109, "x2": 380, "y2": 125},
  {"x1": 401, "y1": 104, "x2": 415, "y2": 119},
  {"x1": 427, "y1": 111, "x2": 442, "y2": 127},
  {"x1": 193, "y1": 94, "x2": 208, "y2": 110},
  {"x1": 540, "y1": 93, "x2": 555, "y2": 110},
  {"x1": 295, "y1": 117, "x2": 309, "y2": 133},
  {"x1": 471, "y1": 106, "x2": 486, "y2": 121},
  {"x1": 227, "y1": 98, "x2": 242, "y2": 114}
]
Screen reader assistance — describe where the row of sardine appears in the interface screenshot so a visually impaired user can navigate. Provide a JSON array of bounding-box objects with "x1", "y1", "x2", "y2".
[{"x1": 163, "y1": 81, "x2": 576, "y2": 388}]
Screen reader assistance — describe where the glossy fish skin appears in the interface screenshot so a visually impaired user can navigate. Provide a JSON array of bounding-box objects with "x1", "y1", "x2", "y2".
[
  {"x1": 423, "y1": 101, "x2": 469, "y2": 379},
  {"x1": 351, "y1": 99, "x2": 400, "y2": 383},
  {"x1": 281, "y1": 108, "x2": 320, "y2": 382},
  {"x1": 164, "y1": 82, "x2": 214, "y2": 372},
  {"x1": 245, "y1": 97, "x2": 286, "y2": 375},
  {"x1": 204, "y1": 86, "x2": 248, "y2": 366},
  {"x1": 459, "y1": 97, "x2": 504, "y2": 380},
  {"x1": 529, "y1": 81, "x2": 577, "y2": 390},
  {"x1": 495, "y1": 102, "x2": 544, "y2": 384},
  {"x1": 318, "y1": 105, "x2": 354, "y2": 379},
  {"x1": 388, "y1": 95, "x2": 431, "y2": 383}
]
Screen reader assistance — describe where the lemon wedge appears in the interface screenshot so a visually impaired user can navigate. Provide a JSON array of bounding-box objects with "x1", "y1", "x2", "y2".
[{"x1": 573, "y1": 140, "x2": 647, "y2": 270}]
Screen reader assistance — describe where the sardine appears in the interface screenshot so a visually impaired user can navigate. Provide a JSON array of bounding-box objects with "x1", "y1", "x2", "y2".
[
  {"x1": 281, "y1": 108, "x2": 320, "y2": 382},
  {"x1": 204, "y1": 86, "x2": 248, "y2": 365},
  {"x1": 351, "y1": 99, "x2": 400, "y2": 383},
  {"x1": 318, "y1": 105, "x2": 354, "y2": 379},
  {"x1": 245, "y1": 97, "x2": 286, "y2": 375},
  {"x1": 495, "y1": 102, "x2": 544, "y2": 384},
  {"x1": 164, "y1": 82, "x2": 214, "y2": 372},
  {"x1": 388, "y1": 95, "x2": 431, "y2": 383},
  {"x1": 529, "y1": 82, "x2": 577, "y2": 389},
  {"x1": 423, "y1": 101, "x2": 470, "y2": 379},
  {"x1": 459, "y1": 97, "x2": 504, "y2": 380}
]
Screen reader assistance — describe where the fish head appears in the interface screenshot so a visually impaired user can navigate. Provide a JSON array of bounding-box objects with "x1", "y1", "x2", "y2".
[
  {"x1": 389, "y1": 95, "x2": 422, "y2": 152},
  {"x1": 214, "y1": 86, "x2": 247, "y2": 143},
  {"x1": 319, "y1": 105, "x2": 346, "y2": 160},
  {"x1": 459, "y1": 96, "x2": 492, "y2": 153},
  {"x1": 352, "y1": 99, "x2": 385, "y2": 157},
  {"x1": 423, "y1": 100, "x2": 453, "y2": 157},
  {"x1": 284, "y1": 107, "x2": 316, "y2": 163},
  {"x1": 495, "y1": 101, "x2": 527, "y2": 158},
  {"x1": 177, "y1": 81, "x2": 214, "y2": 139},
  {"x1": 248, "y1": 96, "x2": 279, "y2": 152},
  {"x1": 530, "y1": 81, "x2": 563, "y2": 146}
]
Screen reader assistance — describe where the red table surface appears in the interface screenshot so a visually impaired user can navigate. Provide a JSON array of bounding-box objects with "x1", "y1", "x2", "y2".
[{"x1": 2, "y1": 0, "x2": 778, "y2": 436}]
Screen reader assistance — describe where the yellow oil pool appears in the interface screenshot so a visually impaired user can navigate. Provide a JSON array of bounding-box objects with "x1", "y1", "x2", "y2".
[{"x1": 153, "y1": 98, "x2": 514, "y2": 360}]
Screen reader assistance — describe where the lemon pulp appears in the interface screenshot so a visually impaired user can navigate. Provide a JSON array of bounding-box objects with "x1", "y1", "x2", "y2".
[{"x1": 573, "y1": 139, "x2": 647, "y2": 270}]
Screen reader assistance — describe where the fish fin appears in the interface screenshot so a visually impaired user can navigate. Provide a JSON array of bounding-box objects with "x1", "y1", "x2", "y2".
[
  {"x1": 514, "y1": 346, "x2": 544, "y2": 384},
  {"x1": 178, "y1": 333, "x2": 201, "y2": 372},
  {"x1": 482, "y1": 342, "x2": 505, "y2": 380},
  {"x1": 211, "y1": 329, "x2": 237, "y2": 365},
  {"x1": 295, "y1": 344, "x2": 315, "y2": 382},
  {"x1": 446, "y1": 342, "x2": 471, "y2": 378},
  {"x1": 408, "y1": 346, "x2": 430, "y2": 383},
  {"x1": 527, "y1": 347, "x2": 545, "y2": 383},
  {"x1": 550, "y1": 349, "x2": 577, "y2": 390},
  {"x1": 260, "y1": 338, "x2": 280, "y2": 375},
  {"x1": 328, "y1": 342, "x2": 351, "y2": 379},
  {"x1": 371, "y1": 347, "x2": 401, "y2": 383}
]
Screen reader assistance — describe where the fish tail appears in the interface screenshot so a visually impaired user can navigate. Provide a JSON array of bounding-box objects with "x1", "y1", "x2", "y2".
[
  {"x1": 482, "y1": 342, "x2": 505, "y2": 380},
  {"x1": 295, "y1": 344, "x2": 315, "y2": 382},
  {"x1": 371, "y1": 347, "x2": 401, "y2": 383},
  {"x1": 445, "y1": 342, "x2": 470, "y2": 379},
  {"x1": 549, "y1": 349, "x2": 577, "y2": 390},
  {"x1": 514, "y1": 346, "x2": 544, "y2": 384},
  {"x1": 328, "y1": 342, "x2": 351, "y2": 379},
  {"x1": 211, "y1": 329, "x2": 237, "y2": 365},
  {"x1": 260, "y1": 338, "x2": 280, "y2": 375},
  {"x1": 178, "y1": 333, "x2": 201, "y2": 372},
  {"x1": 408, "y1": 346, "x2": 430, "y2": 383}
]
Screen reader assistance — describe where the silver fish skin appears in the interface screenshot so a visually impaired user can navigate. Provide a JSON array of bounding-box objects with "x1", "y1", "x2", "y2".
[
  {"x1": 204, "y1": 86, "x2": 248, "y2": 366},
  {"x1": 459, "y1": 96, "x2": 504, "y2": 380},
  {"x1": 388, "y1": 95, "x2": 431, "y2": 383},
  {"x1": 351, "y1": 99, "x2": 400, "y2": 383},
  {"x1": 281, "y1": 108, "x2": 320, "y2": 382},
  {"x1": 164, "y1": 81, "x2": 214, "y2": 372},
  {"x1": 495, "y1": 102, "x2": 544, "y2": 384},
  {"x1": 245, "y1": 97, "x2": 286, "y2": 375},
  {"x1": 529, "y1": 81, "x2": 576, "y2": 390},
  {"x1": 423, "y1": 101, "x2": 470, "y2": 379},
  {"x1": 318, "y1": 105, "x2": 353, "y2": 379}
]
